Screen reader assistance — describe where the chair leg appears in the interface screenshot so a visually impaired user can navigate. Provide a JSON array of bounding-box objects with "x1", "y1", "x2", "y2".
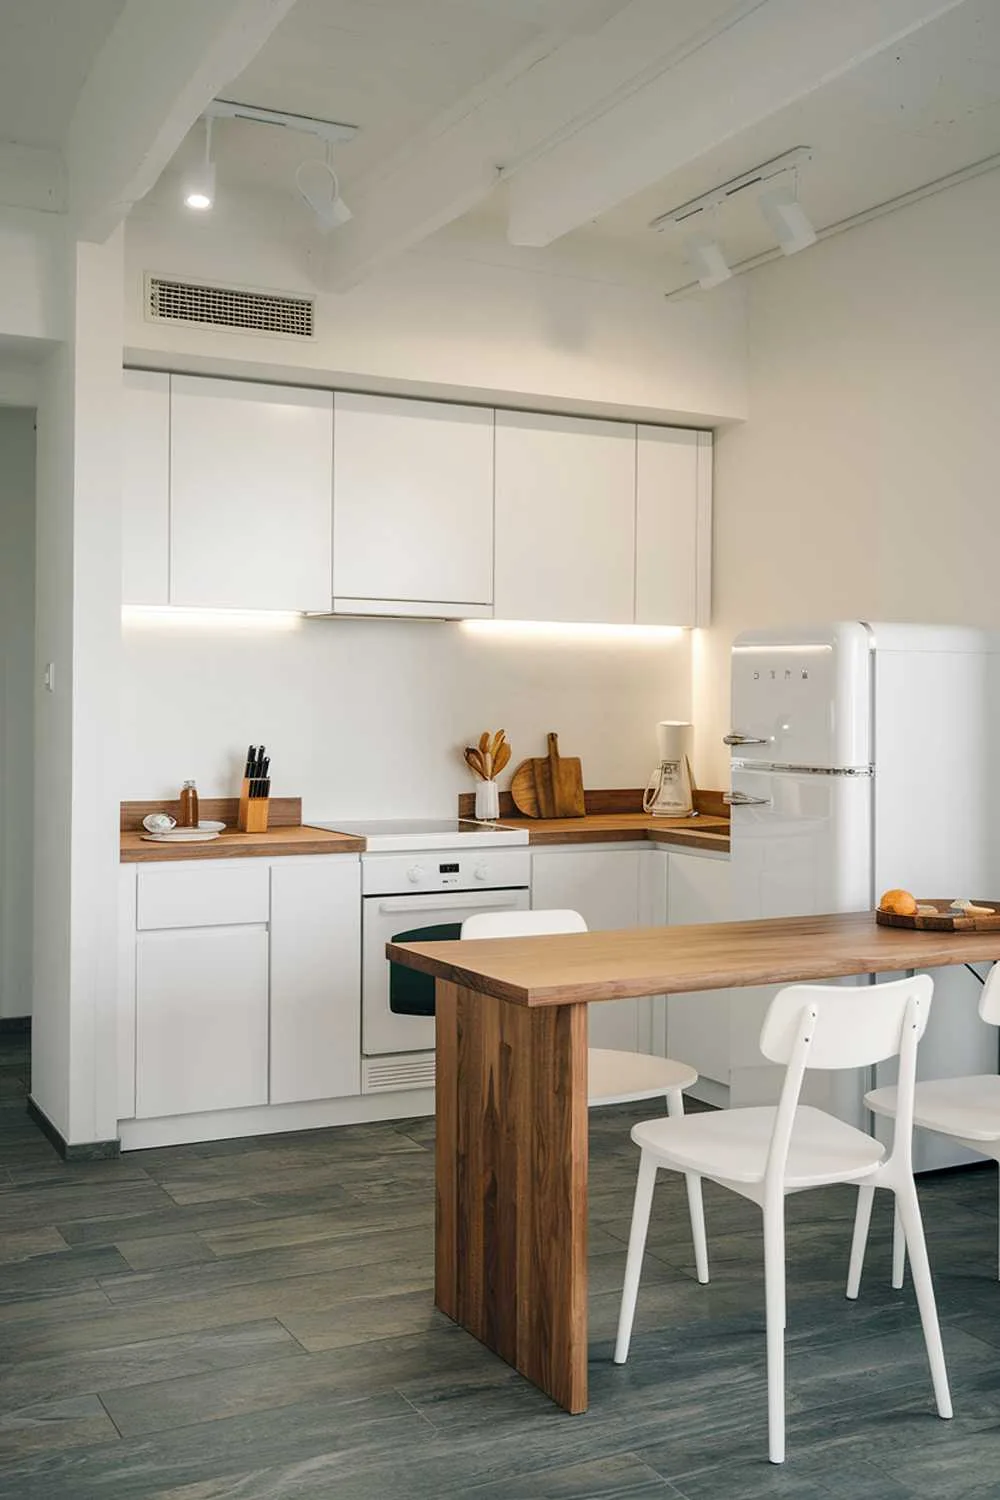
[
  {"x1": 763, "y1": 1198, "x2": 787, "y2": 1465},
  {"x1": 893, "y1": 1179, "x2": 952, "y2": 1420},
  {"x1": 892, "y1": 1199, "x2": 906, "y2": 1290},
  {"x1": 846, "y1": 1183, "x2": 875, "y2": 1299},
  {"x1": 614, "y1": 1151, "x2": 657, "y2": 1366},
  {"x1": 666, "y1": 1088, "x2": 709, "y2": 1285}
]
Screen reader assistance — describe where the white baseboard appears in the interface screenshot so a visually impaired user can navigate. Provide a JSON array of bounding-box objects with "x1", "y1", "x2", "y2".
[{"x1": 118, "y1": 1087, "x2": 435, "y2": 1151}]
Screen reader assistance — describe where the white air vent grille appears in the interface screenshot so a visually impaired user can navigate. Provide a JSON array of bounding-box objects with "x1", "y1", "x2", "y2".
[
  {"x1": 363, "y1": 1054, "x2": 436, "y2": 1094},
  {"x1": 146, "y1": 276, "x2": 314, "y2": 339}
]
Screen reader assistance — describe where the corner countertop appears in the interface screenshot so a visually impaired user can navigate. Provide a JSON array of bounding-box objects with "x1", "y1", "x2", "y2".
[
  {"x1": 120, "y1": 825, "x2": 365, "y2": 863},
  {"x1": 496, "y1": 812, "x2": 730, "y2": 853}
]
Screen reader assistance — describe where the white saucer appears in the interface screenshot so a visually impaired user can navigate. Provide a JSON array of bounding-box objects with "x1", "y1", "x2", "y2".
[{"x1": 141, "y1": 827, "x2": 222, "y2": 843}]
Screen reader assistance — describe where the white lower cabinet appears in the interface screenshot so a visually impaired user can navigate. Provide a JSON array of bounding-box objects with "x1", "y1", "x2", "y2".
[
  {"x1": 136, "y1": 925, "x2": 269, "y2": 1119},
  {"x1": 120, "y1": 855, "x2": 362, "y2": 1127},
  {"x1": 530, "y1": 846, "x2": 655, "y2": 1051},
  {"x1": 270, "y1": 857, "x2": 361, "y2": 1104},
  {"x1": 664, "y1": 848, "x2": 734, "y2": 1096}
]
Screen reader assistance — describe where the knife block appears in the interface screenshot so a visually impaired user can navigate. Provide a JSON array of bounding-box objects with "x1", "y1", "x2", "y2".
[{"x1": 238, "y1": 779, "x2": 270, "y2": 833}]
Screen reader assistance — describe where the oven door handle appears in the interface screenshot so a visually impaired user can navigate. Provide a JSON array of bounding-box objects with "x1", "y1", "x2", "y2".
[{"x1": 378, "y1": 891, "x2": 526, "y2": 915}]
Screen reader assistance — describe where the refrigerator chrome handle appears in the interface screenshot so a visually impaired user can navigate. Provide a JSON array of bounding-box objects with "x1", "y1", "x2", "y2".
[
  {"x1": 724, "y1": 790, "x2": 772, "y2": 807},
  {"x1": 723, "y1": 733, "x2": 768, "y2": 746}
]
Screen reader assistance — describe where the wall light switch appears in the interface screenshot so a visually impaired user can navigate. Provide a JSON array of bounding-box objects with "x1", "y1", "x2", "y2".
[{"x1": 43, "y1": 663, "x2": 55, "y2": 693}]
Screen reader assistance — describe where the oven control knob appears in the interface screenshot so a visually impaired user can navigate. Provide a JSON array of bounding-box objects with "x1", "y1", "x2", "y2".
[
  {"x1": 406, "y1": 864, "x2": 425, "y2": 885},
  {"x1": 473, "y1": 862, "x2": 489, "y2": 881}
]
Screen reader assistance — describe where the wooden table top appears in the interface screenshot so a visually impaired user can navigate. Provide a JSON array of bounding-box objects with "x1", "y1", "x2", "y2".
[
  {"x1": 388, "y1": 911, "x2": 1000, "y2": 1008},
  {"x1": 494, "y1": 813, "x2": 730, "y2": 852},
  {"x1": 120, "y1": 825, "x2": 365, "y2": 862}
]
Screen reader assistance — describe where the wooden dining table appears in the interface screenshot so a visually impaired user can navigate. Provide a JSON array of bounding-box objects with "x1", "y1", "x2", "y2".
[{"x1": 387, "y1": 911, "x2": 1000, "y2": 1415}]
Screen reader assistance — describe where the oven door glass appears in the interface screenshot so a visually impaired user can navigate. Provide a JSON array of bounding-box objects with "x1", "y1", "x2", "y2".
[
  {"x1": 362, "y1": 889, "x2": 530, "y2": 1056},
  {"x1": 388, "y1": 923, "x2": 461, "y2": 1016}
]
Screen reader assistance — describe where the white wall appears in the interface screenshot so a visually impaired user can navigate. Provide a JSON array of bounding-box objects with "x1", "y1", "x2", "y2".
[
  {"x1": 121, "y1": 618, "x2": 692, "y2": 817},
  {"x1": 0, "y1": 209, "x2": 66, "y2": 343},
  {"x1": 33, "y1": 232, "x2": 123, "y2": 1144},
  {"x1": 696, "y1": 169, "x2": 1000, "y2": 786},
  {"x1": 123, "y1": 197, "x2": 747, "y2": 425},
  {"x1": 0, "y1": 408, "x2": 35, "y2": 1018}
]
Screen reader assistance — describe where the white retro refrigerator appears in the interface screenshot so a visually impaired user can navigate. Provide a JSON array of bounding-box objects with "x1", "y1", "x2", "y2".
[{"x1": 726, "y1": 622, "x2": 1000, "y2": 1170}]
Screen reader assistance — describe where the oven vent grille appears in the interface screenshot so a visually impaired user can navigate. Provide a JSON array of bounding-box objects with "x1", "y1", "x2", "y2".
[
  {"x1": 146, "y1": 275, "x2": 314, "y2": 339},
  {"x1": 363, "y1": 1055, "x2": 436, "y2": 1094}
]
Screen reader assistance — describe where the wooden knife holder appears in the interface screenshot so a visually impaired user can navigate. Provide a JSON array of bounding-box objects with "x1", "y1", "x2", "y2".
[{"x1": 238, "y1": 778, "x2": 270, "y2": 833}]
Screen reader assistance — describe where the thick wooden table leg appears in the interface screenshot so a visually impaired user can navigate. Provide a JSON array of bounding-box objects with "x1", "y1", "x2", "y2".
[{"x1": 435, "y1": 979, "x2": 589, "y2": 1413}]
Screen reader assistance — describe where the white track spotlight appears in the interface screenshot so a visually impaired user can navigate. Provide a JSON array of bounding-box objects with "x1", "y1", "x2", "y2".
[
  {"x1": 759, "y1": 184, "x2": 816, "y2": 255},
  {"x1": 183, "y1": 117, "x2": 216, "y2": 211},
  {"x1": 684, "y1": 232, "x2": 732, "y2": 290},
  {"x1": 295, "y1": 150, "x2": 352, "y2": 232}
]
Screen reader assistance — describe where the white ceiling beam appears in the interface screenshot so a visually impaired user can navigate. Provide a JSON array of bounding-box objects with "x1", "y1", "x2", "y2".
[
  {"x1": 505, "y1": 0, "x2": 971, "y2": 247},
  {"x1": 66, "y1": 0, "x2": 299, "y2": 243},
  {"x1": 312, "y1": 0, "x2": 757, "y2": 292}
]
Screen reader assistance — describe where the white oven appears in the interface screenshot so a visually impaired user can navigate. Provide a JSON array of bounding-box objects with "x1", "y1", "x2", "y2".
[{"x1": 360, "y1": 847, "x2": 531, "y2": 1081}]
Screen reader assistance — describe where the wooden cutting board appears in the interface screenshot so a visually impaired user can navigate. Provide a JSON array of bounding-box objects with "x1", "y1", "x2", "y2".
[
  {"x1": 510, "y1": 733, "x2": 586, "y2": 818},
  {"x1": 876, "y1": 899, "x2": 1000, "y2": 931}
]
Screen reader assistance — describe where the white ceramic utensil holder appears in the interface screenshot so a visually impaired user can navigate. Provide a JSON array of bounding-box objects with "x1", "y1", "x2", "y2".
[{"x1": 475, "y1": 780, "x2": 500, "y2": 820}]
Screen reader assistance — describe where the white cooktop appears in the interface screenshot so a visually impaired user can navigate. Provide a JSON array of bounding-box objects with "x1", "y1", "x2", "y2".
[{"x1": 310, "y1": 817, "x2": 529, "y2": 852}]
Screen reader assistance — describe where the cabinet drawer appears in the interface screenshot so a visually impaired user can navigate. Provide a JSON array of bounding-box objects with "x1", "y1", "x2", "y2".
[{"x1": 137, "y1": 863, "x2": 270, "y2": 931}]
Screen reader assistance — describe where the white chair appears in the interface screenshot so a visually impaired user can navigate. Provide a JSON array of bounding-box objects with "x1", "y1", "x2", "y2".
[
  {"x1": 849, "y1": 962, "x2": 1000, "y2": 1290},
  {"x1": 613, "y1": 975, "x2": 951, "y2": 1466},
  {"x1": 460, "y1": 907, "x2": 707, "y2": 1283}
]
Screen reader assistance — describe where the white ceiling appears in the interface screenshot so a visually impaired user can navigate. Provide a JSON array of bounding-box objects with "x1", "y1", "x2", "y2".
[
  {"x1": 573, "y1": 0, "x2": 1000, "y2": 289},
  {"x1": 141, "y1": 0, "x2": 1000, "y2": 291},
  {"x1": 154, "y1": 0, "x2": 748, "y2": 209},
  {"x1": 0, "y1": 0, "x2": 125, "y2": 147}
]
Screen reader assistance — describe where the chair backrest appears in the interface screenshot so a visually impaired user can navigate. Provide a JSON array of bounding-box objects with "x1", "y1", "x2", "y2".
[
  {"x1": 979, "y1": 964, "x2": 1000, "y2": 1025},
  {"x1": 760, "y1": 976, "x2": 932, "y2": 1070},
  {"x1": 759, "y1": 974, "x2": 933, "y2": 1197},
  {"x1": 461, "y1": 908, "x2": 588, "y2": 940}
]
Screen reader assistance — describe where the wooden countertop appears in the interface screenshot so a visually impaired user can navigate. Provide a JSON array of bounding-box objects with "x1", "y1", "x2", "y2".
[
  {"x1": 389, "y1": 910, "x2": 1000, "y2": 1008},
  {"x1": 498, "y1": 812, "x2": 729, "y2": 851},
  {"x1": 120, "y1": 825, "x2": 365, "y2": 862}
]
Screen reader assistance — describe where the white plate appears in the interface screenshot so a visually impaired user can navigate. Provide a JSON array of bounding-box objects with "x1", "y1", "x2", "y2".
[
  {"x1": 141, "y1": 829, "x2": 222, "y2": 843},
  {"x1": 198, "y1": 821, "x2": 226, "y2": 833}
]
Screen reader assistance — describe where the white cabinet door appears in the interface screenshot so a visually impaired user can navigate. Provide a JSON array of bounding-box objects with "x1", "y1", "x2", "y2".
[
  {"x1": 170, "y1": 376, "x2": 332, "y2": 610},
  {"x1": 494, "y1": 411, "x2": 636, "y2": 623},
  {"x1": 122, "y1": 370, "x2": 169, "y2": 605},
  {"x1": 333, "y1": 393, "x2": 493, "y2": 615},
  {"x1": 135, "y1": 925, "x2": 268, "y2": 1118},
  {"x1": 635, "y1": 426, "x2": 712, "y2": 626},
  {"x1": 666, "y1": 850, "x2": 732, "y2": 1087},
  {"x1": 270, "y1": 857, "x2": 361, "y2": 1104},
  {"x1": 531, "y1": 847, "x2": 646, "y2": 1050}
]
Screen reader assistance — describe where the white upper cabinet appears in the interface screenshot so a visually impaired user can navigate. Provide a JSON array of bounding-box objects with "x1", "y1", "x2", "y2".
[
  {"x1": 635, "y1": 426, "x2": 712, "y2": 627},
  {"x1": 333, "y1": 393, "x2": 493, "y2": 616},
  {"x1": 170, "y1": 377, "x2": 333, "y2": 611},
  {"x1": 493, "y1": 411, "x2": 636, "y2": 624},
  {"x1": 122, "y1": 370, "x2": 170, "y2": 605}
]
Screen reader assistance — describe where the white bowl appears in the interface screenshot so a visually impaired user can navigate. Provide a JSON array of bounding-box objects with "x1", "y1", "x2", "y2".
[{"x1": 142, "y1": 812, "x2": 177, "y2": 833}]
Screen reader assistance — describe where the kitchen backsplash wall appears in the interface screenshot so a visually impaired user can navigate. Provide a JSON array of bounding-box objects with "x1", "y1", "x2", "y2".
[
  {"x1": 121, "y1": 618, "x2": 692, "y2": 818},
  {"x1": 696, "y1": 168, "x2": 1000, "y2": 786}
]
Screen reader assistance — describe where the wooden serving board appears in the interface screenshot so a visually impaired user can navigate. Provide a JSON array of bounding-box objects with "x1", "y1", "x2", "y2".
[
  {"x1": 510, "y1": 733, "x2": 585, "y2": 819},
  {"x1": 876, "y1": 900, "x2": 1000, "y2": 932}
]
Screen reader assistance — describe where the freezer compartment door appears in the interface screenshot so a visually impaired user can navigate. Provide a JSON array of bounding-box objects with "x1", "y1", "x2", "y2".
[
  {"x1": 729, "y1": 621, "x2": 871, "y2": 768},
  {"x1": 728, "y1": 768, "x2": 872, "y2": 920}
]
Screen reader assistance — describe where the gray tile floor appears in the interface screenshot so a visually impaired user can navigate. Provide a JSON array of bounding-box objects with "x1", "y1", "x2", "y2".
[{"x1": 2, "y1": 1028, "x2": 1000, "y2": 1498}]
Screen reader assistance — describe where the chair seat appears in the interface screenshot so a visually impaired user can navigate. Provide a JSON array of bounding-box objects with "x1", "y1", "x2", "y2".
[
  {"x1": 632, "y1": 1104, "x2": 885, "y2": 1187},
  {"x1": 866, "y1": 1075, "x2": 1000, "y2": 1143},
  {"x1": 588, "y1": 1047, "x2": 697, "y2": 1106}
]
